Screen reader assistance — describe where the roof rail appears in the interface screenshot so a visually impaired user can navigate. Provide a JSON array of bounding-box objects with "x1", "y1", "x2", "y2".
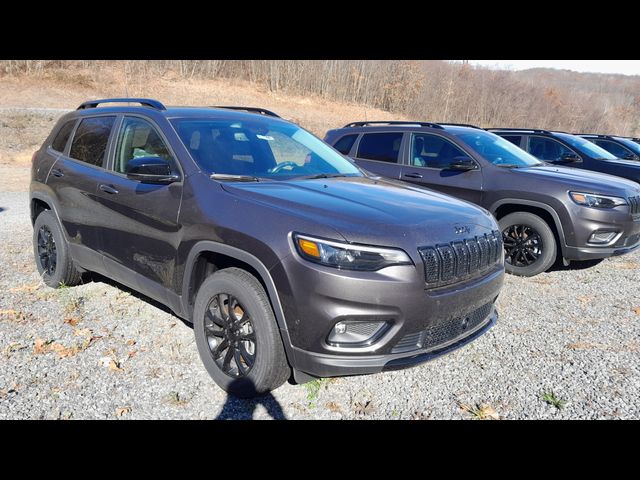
[
  {"x1": 210, "y1": 106, "x2": 280, "y2": 118},
  {"x1": 574, "y1": 133, "x2": 607, "y2": 138},
  {"x1": 487, "y1": 127, "x2": 552, "y2": 134},
  {"x1": 77, "y1": 98, "x2": 166, "y2": 110},
  {"x1": 343, "y1": 120, "x2": 444, "y2": 129},
  {"x1": 437, "y1": 122, "x2": 483, "y2": 130}
]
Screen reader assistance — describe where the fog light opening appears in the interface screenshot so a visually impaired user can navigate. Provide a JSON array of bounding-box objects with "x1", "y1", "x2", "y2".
[
  {"x1": 327, "y1": 320, "x2": 389, "y2": 347},
  {"x1": 588, "y1": 230, "x2": 619, "y2": 245}
]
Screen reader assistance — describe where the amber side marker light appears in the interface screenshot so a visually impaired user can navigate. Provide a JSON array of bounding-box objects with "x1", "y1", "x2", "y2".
[{"x1": 298, "y1": 238, "x2": 321, "y2": 258}]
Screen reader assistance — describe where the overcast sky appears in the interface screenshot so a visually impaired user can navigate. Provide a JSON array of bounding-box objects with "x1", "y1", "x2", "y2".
[{"x1": 459, "y1": 60, "x2": 640, "y2": 76}]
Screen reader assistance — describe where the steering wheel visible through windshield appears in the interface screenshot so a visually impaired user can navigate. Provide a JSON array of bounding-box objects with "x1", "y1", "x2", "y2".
[
  {"x1": 170, "y1": 117, "x2": 362, "y2": 180},
  {"x1": 453, "y1": 130, "x2": 544, "y2": 167}
]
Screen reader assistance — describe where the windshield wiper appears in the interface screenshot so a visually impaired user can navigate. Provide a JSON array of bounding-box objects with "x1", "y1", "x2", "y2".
[
  {"x1": 296, "y1": 173, "x2": 352, "y2": 180},
  {"x1": 210, "y1": 173, "x2": 261, "y2": 182},
  {"x1": 495, "y1": 164, "x2": 523, "y2": 168}
]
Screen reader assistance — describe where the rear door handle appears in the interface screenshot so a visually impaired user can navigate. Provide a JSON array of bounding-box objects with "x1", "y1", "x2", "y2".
[
  {"x1": 99, "y1": 184, "x2": 119, "y2": 195},
  {"x1": 404, "y1": 173, "x2": 423, "y2": 179},
  {"x1": 51, "y1": 168, "x2": 65, "y2": 178}
]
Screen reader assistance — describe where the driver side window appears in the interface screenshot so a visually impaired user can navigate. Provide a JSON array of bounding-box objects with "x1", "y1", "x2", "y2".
[
  {"x1": 411, "y1": 133, "x2": 466, "y2": 169},
  {"x1": 114, "y1": 117, "x2": 173, "y2": 174},
  {"x1": 527, "y1": 136, "x2": 573, "y2": 161}
]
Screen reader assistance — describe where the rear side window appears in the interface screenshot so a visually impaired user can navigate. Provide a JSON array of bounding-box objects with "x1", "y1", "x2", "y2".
[
  {"x1": 69, "y1": 116, "x2": 116, "y2": 167},
  {"x1": 357, "y1": 132, "x2": 403, "y2": 163},
  {"x1": 333, "y1": 134, "x2": 358, "y2": 155},
  {"x1": 501, "y1": 135, "x2": 522, "y2": 147},
  {"x1": 51, "y1": 120, "x2": 76, "y2": 153}
]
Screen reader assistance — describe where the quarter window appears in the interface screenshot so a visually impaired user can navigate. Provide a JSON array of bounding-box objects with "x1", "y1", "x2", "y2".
[
  {"x1": 51, "y1": 120, "x2": 76, "y2": 153},
  {"x1": 356, "y1": 133, "x2": 403, "y2": 163},
  {"x1": 69, "y1": 116, "x2": 116, "y2": 167},
  {"x1": 114, "y1": 117, "x2": 172, "y2": 174},
  {"x1": 333, "y1": 134, "x2": 358, "y2": 155}
]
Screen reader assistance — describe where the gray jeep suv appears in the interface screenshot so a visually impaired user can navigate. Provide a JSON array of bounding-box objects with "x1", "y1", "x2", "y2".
[
  {"x1": 325, "y1": 122, "x2": 640, "y2": 277},
  {"x1": 30, "y1": 99, "x2": 504, "y2": 397}
]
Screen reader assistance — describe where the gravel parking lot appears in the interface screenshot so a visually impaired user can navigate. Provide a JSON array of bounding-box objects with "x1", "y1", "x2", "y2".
[{"x1": 1, "y1": 190, "x2": 639, "y2": 419}]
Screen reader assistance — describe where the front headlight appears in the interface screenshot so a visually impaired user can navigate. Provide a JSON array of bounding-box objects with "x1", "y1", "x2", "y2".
[
  {"x1": 569, "y1": 191, "x2": 627, "y2": 209},
  {"x1": 293, "y1": 233, "x2": 412, "y2": 271}
]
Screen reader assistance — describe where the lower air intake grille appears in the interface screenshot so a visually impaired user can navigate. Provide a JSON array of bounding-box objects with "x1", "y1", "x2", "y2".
[
  {"x1": 418, "y1": 230, "x2": 503, "y2": 288},
  {"x1": 391, "y1": 302, "x2": 494, "y2": 354}
]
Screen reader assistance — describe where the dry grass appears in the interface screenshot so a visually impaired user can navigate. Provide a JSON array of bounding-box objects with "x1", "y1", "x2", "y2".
[{"x1": 0, "y1": 67, "x2": 407, "y2": 193}]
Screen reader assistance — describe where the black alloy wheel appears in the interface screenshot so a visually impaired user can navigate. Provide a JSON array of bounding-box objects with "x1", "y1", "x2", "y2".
[
  {"x1": 204, "y1": 293, "x2": 257, "y2": 377},
  {"x1": 502, "y1": 224, "x2": 542, "y2": 267},
  {"x1": 37, "y1": 225, "x2": 57, "y2": 275}
]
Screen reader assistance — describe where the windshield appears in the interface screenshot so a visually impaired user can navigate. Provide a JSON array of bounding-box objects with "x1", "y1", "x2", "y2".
[
  {"x1": 171, "y1": 118, "x2": 362, "y2": 180},
  {"x1": 554, "y1": 133, "x2": 618, "y2": 160},
  {"x1": 452, "y1": 129, "x2": 543, "y2": 167}
]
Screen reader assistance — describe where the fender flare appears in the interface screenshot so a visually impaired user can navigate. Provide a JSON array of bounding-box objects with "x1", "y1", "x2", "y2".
[
  {"x1": 30, "y1": 191, "x2": 69, "y2": 240},
  {"x1": 489, "y1": 198, "x2": 568, "y2": 255},
  {"x1": 181, "y1": 240, "x2": 291, "y2": 335}
]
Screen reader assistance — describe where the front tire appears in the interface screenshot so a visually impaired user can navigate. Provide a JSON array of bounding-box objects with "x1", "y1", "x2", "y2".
[
  {"x1": 193, "y1": 267, "x2": 290, "y2": 398},
  {"x1": 499, "y1": 212, "x2": 557, "y2": 277},
  {"x1": 33, "y1": 210, "x2": 82, "y2": 288}
]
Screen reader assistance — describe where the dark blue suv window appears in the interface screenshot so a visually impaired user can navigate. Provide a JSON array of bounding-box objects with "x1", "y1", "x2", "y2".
[
  {"x1": 333, "y1": 134, "x2": 358, "y2": 155},
  {"x1": 357, "y1": 132, "x2": 403, "y2": 163}
]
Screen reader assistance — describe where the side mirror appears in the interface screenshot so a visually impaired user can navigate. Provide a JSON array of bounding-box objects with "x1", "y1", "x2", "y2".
[
  {"x1": 125, "y1": 156, "x2": 179, "y2": 184},
  {"x1": 447, "y1": 156, "x2": 476, "y2": 171},
  {"x1": 557, "y1": 152, "x2": 581, "y2": 163}
]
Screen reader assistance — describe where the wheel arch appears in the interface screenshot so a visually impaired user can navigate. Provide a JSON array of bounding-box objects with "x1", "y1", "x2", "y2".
[
  {"x1": 181, "y1": 241, "x2": 294, "y2": 358},
  {"x1": 489, "y1": 198, "x2": 567, "y2": 259}
]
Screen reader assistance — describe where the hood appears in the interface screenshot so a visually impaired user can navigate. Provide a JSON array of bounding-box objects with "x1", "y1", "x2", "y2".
[
  {"x1": 513, "y1": 165, "x2": 640, "y2": 196},
  {"x1": 220, "y1": 176, "x2": 497, "y2": 245}
]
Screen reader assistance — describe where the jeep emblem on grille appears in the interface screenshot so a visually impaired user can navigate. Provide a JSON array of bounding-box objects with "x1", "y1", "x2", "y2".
[{"x1": 454, "y1": 225, "x2": 470, "y2": 235}]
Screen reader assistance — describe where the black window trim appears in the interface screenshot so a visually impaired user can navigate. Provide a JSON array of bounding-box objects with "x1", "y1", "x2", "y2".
[
  {"x1": 353, "y1": 130, "x2": 408, "y2": 165},
  {"x1": 406, "y1": 132, "x2": 480, "y2": 171},
  {"x1": 65, "y1": 113, "x2": 119, "y2": 171},
  {"x1": 500, "y1": 134, "x2": 524, "y2": 149},
  {"x1": 106, "y1": 113, "x2": 183, "y2": 182},
  {"x1": 526, "y1": 134, "x2": 582, "y2": 161}
]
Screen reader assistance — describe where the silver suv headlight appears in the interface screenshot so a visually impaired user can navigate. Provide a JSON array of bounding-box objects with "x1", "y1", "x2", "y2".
[
  {"x1": 293, "y1": 233, "x2": 412, "y2": 271},
  {"x1": 569, "y1": 191, "x2": 627, "y2": 209}
]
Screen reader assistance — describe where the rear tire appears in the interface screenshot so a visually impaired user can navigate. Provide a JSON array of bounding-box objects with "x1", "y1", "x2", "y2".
[
  {"x1": 33, "y1": 210, "x2": 82, "y2": 288},
  {"x1": 193, "y1": 267, "x2": 290, "y2": 398},
  {"x1": 499, "y1": 212, "x2": 556, "y2": 277}
]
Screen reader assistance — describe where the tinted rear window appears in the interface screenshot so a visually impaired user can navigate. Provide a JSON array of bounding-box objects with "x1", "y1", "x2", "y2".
[
  {"x1": 333, "y1": 134, "x2": 358, "y2": 155},
  {"x1": 357, "y1": 132, "x2": 403, "y2": 163},
  {"x1": 69, "y1": 116, "x2": 116, "y2": 167},
  {"x1": 51, "y1": 120, "x2": 76, "y2": 153}
]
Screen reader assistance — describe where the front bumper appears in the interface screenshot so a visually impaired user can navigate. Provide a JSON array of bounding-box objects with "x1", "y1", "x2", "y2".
[
  {"x1": 564, "y1": 203, "x2": 640, "y2": 261},
  {"x1": 291, "y1": 306, "x2": 498, "y2": 378}
]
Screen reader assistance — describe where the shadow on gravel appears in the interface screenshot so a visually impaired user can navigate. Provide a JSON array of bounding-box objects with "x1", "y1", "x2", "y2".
[
  {"x1": 547, "y1": 258, "x2": 604, "y2": 272},
  {"x1": 85, "y1": 272, "x2": 192, "y2": 328},
  {"x1": 216, "y1": 389, "x2": 287, "y2": 420},
  {"x1": 0, "y1": 207, "x2": 4, "y2": 213}
]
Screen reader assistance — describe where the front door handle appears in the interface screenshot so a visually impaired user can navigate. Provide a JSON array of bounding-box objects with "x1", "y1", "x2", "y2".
[
  {"x1": 99, "y1": 184, "x2": 119, "y2": 195},
  {"x1": 51, "y1": 168, "x2": 65, "y2": 178},
  {"x1": 404, "y1": 172, "x2": 423, "y2": 179}
]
